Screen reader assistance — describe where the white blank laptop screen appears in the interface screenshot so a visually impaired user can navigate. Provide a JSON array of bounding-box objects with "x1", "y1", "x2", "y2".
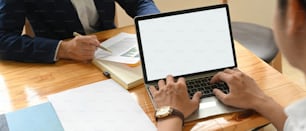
[{"x1": 137, "y1": 7, "x2": 235, "y2": 81}]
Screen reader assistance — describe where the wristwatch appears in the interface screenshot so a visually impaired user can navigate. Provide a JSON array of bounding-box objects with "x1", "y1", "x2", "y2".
[{"x1": 155, "y1": 106, "x2": 184, "y2": 124}]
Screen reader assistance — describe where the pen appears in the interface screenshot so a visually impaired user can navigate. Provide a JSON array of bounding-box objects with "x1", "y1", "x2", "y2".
[{"x1": 73, "y1": 32, "x2": 112, "y2": 53}]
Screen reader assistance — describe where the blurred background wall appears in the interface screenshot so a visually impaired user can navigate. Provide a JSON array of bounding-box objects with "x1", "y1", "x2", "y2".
[{"x1": 115, "y1": 0, "x2": 277, "y2": 28}]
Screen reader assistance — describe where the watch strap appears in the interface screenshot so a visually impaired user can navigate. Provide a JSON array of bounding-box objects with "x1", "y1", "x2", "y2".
[
  {"x1": 156, "y1": 108, "x2": 185, "y2": 125},
  {"x1": 171, "y1": 108, "x2": 185, "y2": 124}
]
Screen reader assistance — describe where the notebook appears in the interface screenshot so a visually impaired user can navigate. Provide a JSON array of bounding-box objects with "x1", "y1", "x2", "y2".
[
  {"x1": 92, "y1": 33, "x2": 143, "y2": 89},
  {"x1": 134, "y1": 4, "x2": 242, "y2": 122}
]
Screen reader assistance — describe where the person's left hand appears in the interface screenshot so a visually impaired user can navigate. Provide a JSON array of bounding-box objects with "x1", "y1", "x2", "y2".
[{"x1": 149, "y1": 75, "x2": 202, "y2": 118}]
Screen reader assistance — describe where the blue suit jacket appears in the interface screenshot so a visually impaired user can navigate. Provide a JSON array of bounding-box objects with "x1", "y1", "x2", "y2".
[{"x1": 0, "y1": 0, "x2": 159, "y2": 63}]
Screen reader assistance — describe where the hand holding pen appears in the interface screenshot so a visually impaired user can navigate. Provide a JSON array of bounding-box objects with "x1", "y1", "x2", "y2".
[
  {"x1": 73, "y1": 32, "x2": 112, "y2": 53},
  {"x1": 56, "y1": 32, "x2": 101, "y2": 62}
]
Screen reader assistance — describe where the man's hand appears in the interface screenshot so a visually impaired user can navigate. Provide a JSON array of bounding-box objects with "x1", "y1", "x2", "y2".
[
  {"x1": 210, "y1": 68, "x2": 267, "y2": 110},
  {"x1": 57, "y1": 35, "x2": 100, "y2": 62},
  {"x1": 150, "y1": 75, "x2": 202, "y2": 118}
]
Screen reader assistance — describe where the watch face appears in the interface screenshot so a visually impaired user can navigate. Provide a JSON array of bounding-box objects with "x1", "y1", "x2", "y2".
[{"x1": 156, "y1": 106, "x2": 172, "y2": 118}]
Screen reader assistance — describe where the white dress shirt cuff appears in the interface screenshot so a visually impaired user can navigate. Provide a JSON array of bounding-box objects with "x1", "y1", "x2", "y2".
[{"x1": 54, "y1": 40, "x2": 63, "y2": 61}]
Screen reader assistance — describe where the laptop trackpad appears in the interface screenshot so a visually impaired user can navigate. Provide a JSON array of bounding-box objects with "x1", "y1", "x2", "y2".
[{"x1": 185, "y1": 96, "x2": 242, "y2": 122}]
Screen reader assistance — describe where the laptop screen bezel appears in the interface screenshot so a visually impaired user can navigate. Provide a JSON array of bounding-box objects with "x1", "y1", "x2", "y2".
[{"x1": 134, "y1": 4, "x2": 237, "y2": 83}]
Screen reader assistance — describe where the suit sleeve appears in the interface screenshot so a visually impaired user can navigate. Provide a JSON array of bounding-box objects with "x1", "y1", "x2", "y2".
[
  {"x1": 116, "y1": 0, "x2": 160, "y2": 17},
  {"x1": 0, "y1": 0, "x2": 59, "y2": 63}
]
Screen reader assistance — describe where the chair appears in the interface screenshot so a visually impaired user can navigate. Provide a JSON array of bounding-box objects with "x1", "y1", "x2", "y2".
[{"x1": 220, "y1": 0, "x2": 282, "y2": 72}]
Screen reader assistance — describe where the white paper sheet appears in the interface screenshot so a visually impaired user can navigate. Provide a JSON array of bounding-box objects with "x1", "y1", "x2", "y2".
[
  {"x1": 48, "y1": 79, "x2": 156, "y2": 131},
  {"x1": 94, "y1": 33, "x2": 140, "y2": 64}
]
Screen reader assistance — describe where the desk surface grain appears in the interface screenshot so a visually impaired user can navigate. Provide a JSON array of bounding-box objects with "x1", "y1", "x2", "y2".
[{"x1": 1, "y1": 25, "x2": 306, "y2": 131}]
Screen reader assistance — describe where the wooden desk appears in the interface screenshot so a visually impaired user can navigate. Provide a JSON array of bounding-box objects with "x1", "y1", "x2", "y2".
[{"x1": 1, "y1": 25, "x2": 306, "y2": 131}]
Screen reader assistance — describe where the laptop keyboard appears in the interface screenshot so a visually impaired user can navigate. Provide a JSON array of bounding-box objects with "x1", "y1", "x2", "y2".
[
  {"x1": 150, "y1": 76, "x2": 229, "y2": 99},
  {"x1": 186, "y1": 76, "x2": 229, "y2": 99}
]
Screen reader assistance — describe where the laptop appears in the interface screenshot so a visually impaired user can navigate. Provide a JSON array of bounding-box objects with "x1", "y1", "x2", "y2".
[{"x1": 134, "y1": 4, "x2": 242, "y2": 122}]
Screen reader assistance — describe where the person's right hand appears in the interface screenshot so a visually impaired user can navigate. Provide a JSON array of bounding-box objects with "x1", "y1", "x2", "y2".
[
  {"x1": 210, "y1": 68, "x2": 287, "y2": 131},
  {"x1": 210, "y1": 68, "x2": 268, "y2": 110},
  {"x1": 57, "y1": 35, "x2": 100, "y2": 62}
]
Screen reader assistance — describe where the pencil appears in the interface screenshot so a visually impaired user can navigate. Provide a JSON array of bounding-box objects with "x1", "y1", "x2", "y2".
[{"x1": 73, "y1": 32, "x2": 112, "y2": 53}]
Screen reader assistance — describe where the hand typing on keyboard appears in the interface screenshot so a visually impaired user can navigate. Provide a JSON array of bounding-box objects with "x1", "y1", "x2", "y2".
[
  {"x1": 209, "y1": 68, "x2": 287, "y2": 131},
  {"x1": 150, "y1": 75, "x2": 202, "y2": 130},
  {"x1": 210, "y1": 68, "x2": 270, "y2": 110}
]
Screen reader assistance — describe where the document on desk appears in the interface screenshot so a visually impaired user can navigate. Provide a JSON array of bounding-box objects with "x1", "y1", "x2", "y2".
[
  {"x1": 48, "y1": 79, "x2": 156, "y2": 131},
  {"x1": 94, "y1": 32, "x2": 140, "y2": 64}
]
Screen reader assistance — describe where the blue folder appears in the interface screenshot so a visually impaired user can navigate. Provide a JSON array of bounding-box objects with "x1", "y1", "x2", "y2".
[{"x1": 0, "y1": 102, "x2": 63, "y2": 131}]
